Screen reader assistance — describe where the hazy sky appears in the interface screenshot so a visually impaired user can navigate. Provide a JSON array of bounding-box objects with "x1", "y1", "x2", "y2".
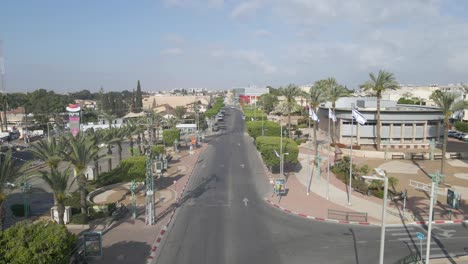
[{"x1": 1, "y1": 0, "x2": 468, "y2": 93}]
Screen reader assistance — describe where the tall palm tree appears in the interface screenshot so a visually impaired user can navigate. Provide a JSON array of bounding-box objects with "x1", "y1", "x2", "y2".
[
  {"x1": 65, "y1": 133, "x2": 99, "y2": 219},
  {"x1": 148, "y1": 112, "x2": 163, "y2": 144},
  {"x1": 38, "y1": 167, "x2": 72, "y2": 225},
  {"x1": 86, "y1": 128, "x2": 107, "y2": 177},
  {"x1": 279, "y1": 84, "x2": 302, "y2": 137},
  {"x1": 325, "y1": 77, "x2": 349, "y2": 142},
  {"x1": 0, "y1": 150, "x2": 26, "y2": 230},
  {"x1": 104, "y1": 128, "x2": 119, "y2": 171},
  {"x1": 360, "y1": 70, "x2": 399, "y2": 150},
  {"x1": 430, "y1": 90, "x2": 468, "y2": 174},
  {"x1": 124, "y1": 121, "x2": 139, "y2": 156},
  {"x1": 113, "y1": 127, "x2": 127, "y2": 163},
  {"x1": 308, "y1": 81, "x2": 328, "y2": 151},
  {"x1": 28, "y1": 137, "x2": 63, "y2": 170}
]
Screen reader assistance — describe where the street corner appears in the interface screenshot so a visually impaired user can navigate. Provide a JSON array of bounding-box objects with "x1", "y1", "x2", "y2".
[{"x1": 263, "y1": 197, "x2": 377, "y2": 226}]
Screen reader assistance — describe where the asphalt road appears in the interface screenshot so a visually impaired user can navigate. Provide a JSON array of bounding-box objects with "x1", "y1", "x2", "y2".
[{"x1": 155, "y1": 107, "x2": 468, "y2": 264}]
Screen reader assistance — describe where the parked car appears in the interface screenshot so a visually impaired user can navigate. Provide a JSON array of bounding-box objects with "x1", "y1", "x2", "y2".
[
  {"x1": 448, "y1": 131, "x2": 457, "y2": 138},
  {"x1": 456, "y1": 133, "x2": 466, "y2": 140}
]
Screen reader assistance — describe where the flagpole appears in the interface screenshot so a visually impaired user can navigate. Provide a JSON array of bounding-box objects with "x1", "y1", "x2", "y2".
[
  {"x1": 348, "y1": 109, "x2": 354, "y2": 206},
  {"x1": 327, "y1": 113, "x2": 331, "y2": 200}
]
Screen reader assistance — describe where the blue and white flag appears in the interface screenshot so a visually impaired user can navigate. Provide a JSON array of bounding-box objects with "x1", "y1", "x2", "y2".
[
  {"x1": 351, "y1": 108, "x2": 367, "y2": 125},
  {"x1": 309, "y1": 107, "x2": 319, "y2": 122},
  {"x1": 328, "y1": 108, "x2": 336, "y2": 122}
]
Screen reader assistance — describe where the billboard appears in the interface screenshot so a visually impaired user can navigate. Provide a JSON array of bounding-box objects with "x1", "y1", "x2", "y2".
[{"x1": 66, "y1": 104, "x2": 81, "y2": 137}]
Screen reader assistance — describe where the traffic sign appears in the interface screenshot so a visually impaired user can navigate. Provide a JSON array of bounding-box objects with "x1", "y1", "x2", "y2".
[{"x1": 416, "y1": 232, "x2": 425, "y2": 240}]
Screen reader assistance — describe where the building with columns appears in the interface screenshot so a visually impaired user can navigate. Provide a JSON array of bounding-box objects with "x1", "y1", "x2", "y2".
[{"x1": 317, "y1": 97, "x2": 444, "y2": 149}]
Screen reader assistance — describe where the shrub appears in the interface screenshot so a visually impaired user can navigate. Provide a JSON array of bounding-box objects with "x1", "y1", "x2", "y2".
[
  {"x1": 454, "y1": 121, "x2": 468, "y2": 133},
  {"x1": 152, "y1": 145, "x2": 165, "y2": 155},
  {"x1": 64, "y1": 191, "x2": 82, "y2": 208},
  {"x1": 294, "y1": 139, "x2": 307, "y2": 145},
  {"x1": 255, "y1": 136, "x2": 299, "y2": 167},
  {"x1": 0, "y1": 221, "x2": 77, "y2": 264},
  {"x1": 163, "y1": 129, "x2": 180, "y2": 146},
  {"x1": 70, "y1": 213, "x2": 88, "y2": 224},
  {"x1": 96, "y1": 156, "x2": 146, "y2": 187},
  {"x1": 297, "y1": 124, "x2": 308, "y2": 129},
  {"x1": 245, "y1": 121, "x2": 281, "y2": 139}
]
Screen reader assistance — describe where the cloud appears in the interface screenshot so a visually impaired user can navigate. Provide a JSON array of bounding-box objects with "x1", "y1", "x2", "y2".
[
  {"x1": 210, "y1": 48, "x2": 276, "y2": 74},
  {"x1": 252, "y1": 29, "x2": 271, "y2": 37},
  {"x1": 160, "y1": 48, "x2": 183, "y2": 55},
  {"x1": 231, "y1": 0, "x2": 264, "y2": 19},
  {"x1": 163, "y1": 34, "x2": 185, "y2": 45},
  {"x1": 164, "y1": 0, "x2": 224, "y2": 8}
]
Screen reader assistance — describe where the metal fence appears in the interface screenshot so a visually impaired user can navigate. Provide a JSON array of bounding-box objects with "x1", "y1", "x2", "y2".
[{"x1": 327, "y1": 209, "x2": 368, "y2": 222}]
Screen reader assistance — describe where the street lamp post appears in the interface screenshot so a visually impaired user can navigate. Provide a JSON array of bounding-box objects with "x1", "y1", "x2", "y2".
[
  {"x1": 362, "y1": 168, "x2": 388, "y2": 264},
  {"x1": 129, "y1": 180, "x2": 138, "y2": 219},
  {"x1": 425, "y1": 171, "x2": 445, "y2": 263}
]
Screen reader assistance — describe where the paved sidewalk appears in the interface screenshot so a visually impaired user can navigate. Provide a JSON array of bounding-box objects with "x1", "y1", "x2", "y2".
[
  {"x1": 266, "y1": 133, "x2": 468, "y2": 226},
  {"x1": 68, "y1": 143, "x2": 207, "y2": 264}
]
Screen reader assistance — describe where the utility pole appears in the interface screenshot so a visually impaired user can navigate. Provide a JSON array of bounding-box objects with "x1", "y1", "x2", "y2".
[
  {"x1": 145, "y1": 150, "x2": 155, "y2": 225},
  {"x1": 425, "y1": 171, "x2": 445, "y2": 263}
]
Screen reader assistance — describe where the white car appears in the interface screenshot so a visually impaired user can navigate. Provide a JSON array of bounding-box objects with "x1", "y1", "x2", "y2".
[{"x1": 4, "y1": 182, "x2": 15, "y2": 188}]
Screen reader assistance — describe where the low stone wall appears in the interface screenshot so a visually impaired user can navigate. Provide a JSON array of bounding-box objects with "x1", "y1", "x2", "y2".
[{"x1": 86, "y1": 182, "x2": 144, "y2": 205}]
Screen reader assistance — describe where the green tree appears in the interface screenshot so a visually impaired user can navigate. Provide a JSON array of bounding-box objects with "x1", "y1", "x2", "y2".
[
  {"x1": 279, "y1": 84, "x2": 302, "y2": 137},
  {"x1": 163, "y1": 129, "x2": 180, "y2": 146},
  {"x1": 255, "y1": 136, "x2": 299, "y2": 167},
  {"x1": 174, "y1": 106, "x2": 187, "y2": 121},
  {"x1": 135, "y1": 80, "x2": 143, "y2": 111},
  {"x1": 38, "y1": 167, "x2": 72, "y2": 225},
  {"x1": 360, "y1": 70, "x2": 399, "y2": 150},
  {"x1": 430, "y1": 90, "x2": 468, "y2": 174},
  {"x1": 0, "y1": 220, "x2": 77, "y2": 264},
  {"x1": 28, "y1": 137, "x2": 64, "y2": 170},
  {"x1": 258, "y1": 93, "x2": 279, "y2": 113},
  {"x1": 307, "y1": 81, "x2": 328, "y2": 151},
  {"x1": 0, "y1": 150, "x2": 26, "y2": 230},
  {"x1": 324, "y1": 77, "x2": 349, "y2": 141},
  {"x1": 65, "y1": 133, "x2": 99, "y2": 221}
]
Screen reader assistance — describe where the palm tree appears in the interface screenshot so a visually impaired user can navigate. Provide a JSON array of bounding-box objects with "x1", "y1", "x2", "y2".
[
  {"x1": 279, "y1": 84, "x2": 302, "y2": 137},
  {"x1": 325, "y1": 77, "x2": 349, "y2": 142},
  {"x1": 165, "y1": 116, "x2": 178, "y2": 129},
  {"x1": 124, "y1": 121, "x2": 139, "y2": 156},
  {"x1": 0, "y1": 150, "x2": 26, "y2": 230},
  {"x1": 65, "y1": 133, "x2": 99, "y2": 219},
  {"x1": 113, "y1": 127, "x2": 127, "y2": 163},
  {"x1": 388, "y1": 176, "x2": 399, "y2": 194},
  {"x1": 430, "y1": 90, "x2": 468, "y2": 174},
  {"x1": 360, "y1": 70, "x2": 399, "y2": 150},
  {"x1": 174, "y1": 106, "x2": 187, "y2": 121},
  {"x1": 28, "y1": 137, "x2": 63, "y2": 170},
  {"x1": 104, "y1": 128, "x2": 119, "y2": 171},
  {"x1": 307, "y1": 81, "x2": 328, "y2": 151},
  {"x1": 39, "y1": 167, "x2": 72, "y2": 225},
  {"x1": 148, "y1": 112, "x2": 163, "y2": 144},
  {"x1": 86, "y1": 128, "x2": 107, "y2": 178}
]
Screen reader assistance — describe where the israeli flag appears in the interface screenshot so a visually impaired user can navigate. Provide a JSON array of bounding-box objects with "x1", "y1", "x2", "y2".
[
  {"x1": 351, "y1": 108, "x2": 367, "y2": 125},
  {"x1": 309, "y1": 107, "x2": 319, "y2": 122},
  {"x1": 328, "y1": 108, "x2": 336, "y2": 122}
]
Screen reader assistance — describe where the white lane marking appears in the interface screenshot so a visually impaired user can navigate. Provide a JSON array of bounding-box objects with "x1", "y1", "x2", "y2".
[
  {"x1": 387, "y1": 227, "x2": 415, "y2": 231},
  {"x1": 243, "y1": 197, "x2": 249, "y2": 207},
  {"x1": 240, "y1": 164, "x2": 245, "y2": 168}
]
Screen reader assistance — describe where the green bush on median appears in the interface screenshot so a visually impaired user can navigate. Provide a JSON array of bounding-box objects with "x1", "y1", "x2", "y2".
[
  {"x1": 255, "y1": 136, "x2": 299, "y2": 167},
  {"x1": 246, "y1": 121, "x2": 282, "y2": 139}
]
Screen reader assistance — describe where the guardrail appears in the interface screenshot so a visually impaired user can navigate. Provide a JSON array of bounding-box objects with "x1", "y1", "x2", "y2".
[{"x1": 327, "y1": 209, "x2": 368, "y2": 222}]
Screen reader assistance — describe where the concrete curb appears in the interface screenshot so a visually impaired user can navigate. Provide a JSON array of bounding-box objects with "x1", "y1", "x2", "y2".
[
  {"x1": 146, "y1": 145, "x2": 206, "y2": 263},
  {"x1": 264, "y1": 198, "x2": 378, "y2": 226}
]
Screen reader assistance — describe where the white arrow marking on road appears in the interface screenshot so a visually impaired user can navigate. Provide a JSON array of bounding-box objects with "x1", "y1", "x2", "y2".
[
  {"x1": 243, "y1": 197, "x2": 249, "y2": 207},
  {"x1": 238, "y1": 143, "x2": 241, "y2": 146},
  {"x1": 432, "y1": 227, "x2": 456, "y2": 239},
  {"x1": 240, "y1": 164, "x2": 245, "y2": 168}
]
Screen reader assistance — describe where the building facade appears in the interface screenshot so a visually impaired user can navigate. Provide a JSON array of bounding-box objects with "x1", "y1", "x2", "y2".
[{"x1": 317, "y1": 97, "x2": 444, "y2": 149}]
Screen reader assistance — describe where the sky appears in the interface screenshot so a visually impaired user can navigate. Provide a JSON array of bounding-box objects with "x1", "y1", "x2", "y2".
[{"x1": 1, "y1": 0, "x2": 468, "y2": 93}]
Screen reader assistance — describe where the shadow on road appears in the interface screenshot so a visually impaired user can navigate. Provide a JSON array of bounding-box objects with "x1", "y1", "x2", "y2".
[{"x1": 89, "y1": 240, "x2": 151, "y2": 264}]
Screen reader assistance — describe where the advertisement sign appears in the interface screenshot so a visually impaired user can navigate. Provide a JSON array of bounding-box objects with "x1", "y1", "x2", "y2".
[
  {"x1": 447, "y1": 189, "x2": 455, "y2": 208},
  {"x1": 274, "y1": 179, "x2": 286, "y2": 195},
  {"x1": 66, "y1": 104, "x2": 81, "y2": 137},
  {"x1": 84, "y1": 231, "x2": 102, "y2": 257}
]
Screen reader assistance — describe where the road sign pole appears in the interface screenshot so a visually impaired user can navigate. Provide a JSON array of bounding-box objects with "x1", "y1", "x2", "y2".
[{"x1": 420, "y1": 239, "x2": 423, "y2": 261}]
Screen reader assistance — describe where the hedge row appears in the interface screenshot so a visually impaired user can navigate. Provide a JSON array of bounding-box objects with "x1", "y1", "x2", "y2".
[
  {"x1": 255, "y1": 136, "x2": 299, "y2": 167},
  {"x1": 205, "y1": 97, "x2": 225, "y2": 118},
  {"x1": 246, "y1": 121, "x2": 281, "y2": 139}
]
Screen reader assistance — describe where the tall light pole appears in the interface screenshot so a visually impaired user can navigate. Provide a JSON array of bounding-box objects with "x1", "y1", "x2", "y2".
[
  {"x1": 362, "y1": 168, "x2": 388, "y2": 264},
  {"x1": 425, "y1": 171, "x2": 445, "y2": 263}
]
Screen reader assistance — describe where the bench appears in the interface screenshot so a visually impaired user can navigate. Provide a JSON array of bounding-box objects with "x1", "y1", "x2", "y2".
[
  {"x1": 450, "y1": 153, "x2": 462, "y2": 159},
  {"x1": 434, "y1": 154, "x2": 443, "y2": 160},
  {"x1": 411, "y1": 153, "x2": 425, "y2": 160},
  {"x1": 392, "y1": 154, "x2": 405, "y2": 160}
]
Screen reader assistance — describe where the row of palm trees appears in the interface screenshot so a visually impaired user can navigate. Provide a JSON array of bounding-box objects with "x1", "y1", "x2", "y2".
[
  {"x1": 0, "y1": 120, "x2": 155, "y2": 227},
  {"x1": 266, "y1": 70, "x2": 468, "y2": 175}
]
